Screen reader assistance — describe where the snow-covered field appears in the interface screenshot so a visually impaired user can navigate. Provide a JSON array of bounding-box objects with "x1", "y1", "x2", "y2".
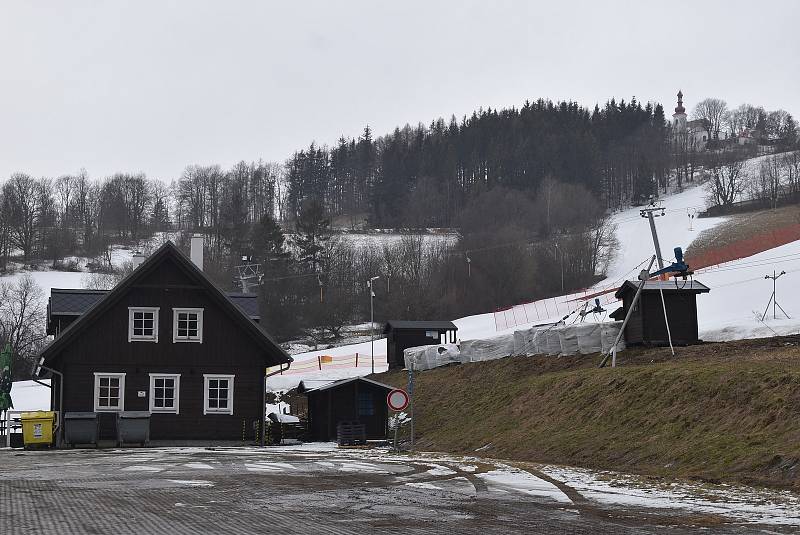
[{"x1": 0, "y1": 245, "x2": 135, "y2": 297}]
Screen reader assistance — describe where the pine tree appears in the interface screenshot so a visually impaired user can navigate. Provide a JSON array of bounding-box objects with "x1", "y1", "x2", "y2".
[
  {"x1": 250, "y1": 213, "x2": 289, "y2": 266},
  {"x1": 292, "y1": 199, "x2": 331, "y2": 272}
]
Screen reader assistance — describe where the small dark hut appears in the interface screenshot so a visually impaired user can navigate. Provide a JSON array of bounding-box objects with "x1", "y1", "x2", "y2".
[
  {"x1": 383, "y1": 320, "x2": 458, "y2": 369},
  {"x1": 613, "y1": 280, "x2": 710, "y2": 346},
  {"x1": 299, "y1": 377, "x2": 393, "y2": 442}
]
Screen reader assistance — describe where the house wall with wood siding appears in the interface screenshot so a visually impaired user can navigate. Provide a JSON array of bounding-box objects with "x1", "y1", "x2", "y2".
[{"x1": 52, "y1": 255, "x2": 271, "y2": 441}]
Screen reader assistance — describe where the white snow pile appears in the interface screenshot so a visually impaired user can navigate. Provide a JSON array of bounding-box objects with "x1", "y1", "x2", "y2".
[
  {"x1": 8, "y1": 379, "x2": 51, "y2": 411},
  {"x1": 403, "y1": 321, "x2": 626, "y2": 371}
]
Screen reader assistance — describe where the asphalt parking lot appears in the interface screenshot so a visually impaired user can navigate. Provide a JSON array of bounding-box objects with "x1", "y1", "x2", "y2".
[{"x1": 0, "y1": 445, "x2": 796, "y2": 534}]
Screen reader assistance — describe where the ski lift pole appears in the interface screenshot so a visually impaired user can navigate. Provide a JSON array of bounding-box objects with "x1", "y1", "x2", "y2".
[
  {"x1": 658, "y1": 287, "x2": 675, "y2": 356},
  {"x1": 599, "y1": 255, "x2": 656, "y2": 368}
]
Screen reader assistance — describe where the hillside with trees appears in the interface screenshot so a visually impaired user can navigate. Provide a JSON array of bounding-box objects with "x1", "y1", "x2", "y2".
[{"x1": 1, "y1": 95, "x2": 798, "y2": 354}]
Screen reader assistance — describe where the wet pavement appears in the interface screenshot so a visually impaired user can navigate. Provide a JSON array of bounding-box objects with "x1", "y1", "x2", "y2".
[{"x1": 0, "y1": 444, "x2": 796, "y2": 534}]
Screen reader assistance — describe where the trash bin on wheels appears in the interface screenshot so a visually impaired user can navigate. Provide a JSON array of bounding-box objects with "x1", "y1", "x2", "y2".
[
  {"x1": 21, "y1": 411, "x2": 56, "y2": 448},
  {"x1": 117, "y1": 411, "x2": 151, "y2": 446},
  {"x1": 64, "y1": 412, "x2": 98, "y2": 447}
]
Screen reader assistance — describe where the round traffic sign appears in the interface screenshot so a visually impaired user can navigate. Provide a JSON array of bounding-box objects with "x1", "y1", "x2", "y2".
[{"x1": 387, "y1": 389, "x2": 409, "y2": 411}]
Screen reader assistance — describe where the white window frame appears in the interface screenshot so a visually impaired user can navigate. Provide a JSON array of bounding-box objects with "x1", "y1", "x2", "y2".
[
  {"x1": 128, "y1": 307, "x2": 159, "y2": 343},
  {"x1": 149, "y1": 373, "x2": 181, "y2": 414},
  {"x1": 93, "y1": 372, "x2": 126, "y2": 412},
  {"x1": 203, "y1": 374, "x2": 235, "y2": 415},
  {"x1": 172, "y1": 308, "x2": 204, "y2": 343}
]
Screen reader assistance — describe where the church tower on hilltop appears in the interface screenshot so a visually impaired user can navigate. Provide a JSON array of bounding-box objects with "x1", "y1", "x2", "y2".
[{"x1": 673, "y1": 90, "x2": 687, "y2": 133}]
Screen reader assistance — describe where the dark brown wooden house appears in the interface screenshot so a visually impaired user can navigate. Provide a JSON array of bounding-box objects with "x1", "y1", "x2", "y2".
[
  {"x1": 384, "y1": 320, "x2": 458, "y2": 369},
  {"x1": 36, "y1": 240, "x2": 291, "y2": 443},
  {"x1": 613, "y1": 280, "x2": 710, "y2": 346},
  {"x1": 298, "y1": 377, "x2": 392, "y2": 441}
]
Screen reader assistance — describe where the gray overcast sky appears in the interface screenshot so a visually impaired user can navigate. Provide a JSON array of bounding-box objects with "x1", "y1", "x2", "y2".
[{"x1": 1, "y1": 0, "x2": 798, "y2": 181}]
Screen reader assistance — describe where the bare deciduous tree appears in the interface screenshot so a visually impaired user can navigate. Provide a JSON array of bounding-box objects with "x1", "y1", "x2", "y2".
[
  {"x1": 706, "y1": 153, "x2": 746, "y2": 206},
  {"x1": 692, "y1": 98, "x2": 728, "y2": 140},
  {"x1": 0, "y1": 275, "x2": 46, "y2": 379}
]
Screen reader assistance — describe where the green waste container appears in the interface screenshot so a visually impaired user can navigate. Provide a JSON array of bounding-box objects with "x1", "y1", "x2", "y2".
[
  {"x1": 117, "y1": 411, "x2": 151, "y2": 446},
  {"x1": 64, "y1": 412, "x2": 98, "y2": 447},
  {"x1": 21, "y1": 411, "x2": 56, "y2": 448}
]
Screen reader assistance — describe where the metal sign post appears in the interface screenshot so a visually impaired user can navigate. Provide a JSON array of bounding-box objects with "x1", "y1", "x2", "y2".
[
  {"x1": 407, "y1": 365, "x2": 415, "y2": 450},
  {"x1": 387, "y1": 388, "x2": 410, "y2": 452}
]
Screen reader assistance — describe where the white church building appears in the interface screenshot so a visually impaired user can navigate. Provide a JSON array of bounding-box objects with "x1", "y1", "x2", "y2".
[{"x1": 672, "y1": 90, "x2": 709, "y2": 151}]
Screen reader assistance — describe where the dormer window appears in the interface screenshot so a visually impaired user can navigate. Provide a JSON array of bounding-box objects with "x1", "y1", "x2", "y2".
[
  {"x1": 173, "y1": 308, "x2": 203, "y2": 343},
  {"x1": 128, "y1": 307, "x2": 159, "y2": 342}
]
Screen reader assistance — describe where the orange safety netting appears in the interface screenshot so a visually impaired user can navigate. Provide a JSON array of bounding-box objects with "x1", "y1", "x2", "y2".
[
  {"x1": 686, "y1": 222, "x2": 800, "y2": 270},
  {"x1": 267, "y1": 353, "x2": 388, "y2": 375}
]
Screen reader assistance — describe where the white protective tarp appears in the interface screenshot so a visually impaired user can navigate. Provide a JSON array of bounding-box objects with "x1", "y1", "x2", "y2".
[
  {"x1": 575, "y1": 322, "x2": 603, "y2": 354},
  {"x1": 557, "y1": 325, "x2": 580, "y2": 355},
  {"x1": 513, "y1": 327, "x2": 542, "y2": 356},
  {"x1": 542, "y1": 328, "x2": 562, "y2": 355},
  {"x1": 601, "y1": 321, "x2": 626, "y2": 353},
  {"x1": 403, "y1": 343, "x2": 461, "y2": 371},
  {"x1": 459, "y1": 333, "x2": 515, "y2": 363}
]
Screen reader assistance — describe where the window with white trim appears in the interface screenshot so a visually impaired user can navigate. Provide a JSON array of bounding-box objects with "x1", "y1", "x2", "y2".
[
  {"x1": 128, "y1": 307, "x2": 159, "y2": 342},
  {"x1": 94, "y1": 373, "x2": 126, "y2": 412},
  {"x1": 203, "y1": 374, "x2": 234, "y2": 415},
  {"x1": 173, "y1": 308, "x2": 203, "y2": 343},
  {"x1": 149, "y1": 374, "x2": 180, "y2": 414}
]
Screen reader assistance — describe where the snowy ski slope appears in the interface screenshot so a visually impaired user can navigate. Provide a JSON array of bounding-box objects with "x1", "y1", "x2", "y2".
[{"x1": 268, "y1": 180, "x2": 800, "y2": 391}]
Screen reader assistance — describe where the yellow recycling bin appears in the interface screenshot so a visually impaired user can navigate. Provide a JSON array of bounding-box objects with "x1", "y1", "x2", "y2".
[{"x1": 21, "y1": 411, "x2": 56, "y2": 447}]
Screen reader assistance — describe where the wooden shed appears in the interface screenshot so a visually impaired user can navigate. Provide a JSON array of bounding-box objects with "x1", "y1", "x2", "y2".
[
  {"x1": 613, "y1": 280, "x2": 710, "y2": 346},
  {"x1": 299, "y1": 377, "x2": 393, "y2": 442},
  {"x1": 383, "y1": 320, "x2": 458, "y2": 369}
]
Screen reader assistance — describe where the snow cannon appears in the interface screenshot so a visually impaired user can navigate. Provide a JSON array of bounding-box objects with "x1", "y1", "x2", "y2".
[
  {"x1": 579, "y1": 298, "x2": 606, "y2": 320},
  {"x1": 650, "y1": 247, "x2": 692, "y2": 279}
]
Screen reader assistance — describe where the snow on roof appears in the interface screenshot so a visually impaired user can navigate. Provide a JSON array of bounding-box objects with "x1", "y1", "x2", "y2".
[
  {"x1": 384, "y1": 320, "x2": 457, "y2": 333},
  {"x1": 299, "y1": 376, "x2": 394, "y2": 394},
  {"x1": 48, "y1": 288, "x2": 259, "y2": 319},
  {"x1": 267, "y1": 412, "x2": 300, "y2": 424},
  {"x1": 616, "y1": 280, "x2": 710, "y2": 297}
]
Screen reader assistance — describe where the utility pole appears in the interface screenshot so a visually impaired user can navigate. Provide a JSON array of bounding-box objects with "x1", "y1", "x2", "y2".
[
  {"x1": 639, "y1": 201, "x2": 675, "y2": 356},
  {"x1": 762, "y1": 270, "x2": 789, "y2": 321},
  {"x1": 554, "y1": 243, "x2": 564, "y2": 293},
  {"x1": 640, "y1": 201, "x2": 666, "y2": 270},
  {"x1": 367, "y1": 276, "x2": 380, "y2": 374}
]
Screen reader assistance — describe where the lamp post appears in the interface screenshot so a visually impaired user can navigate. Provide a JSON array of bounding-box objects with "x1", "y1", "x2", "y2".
[{"x1": 367, "y1": 276, "x2": 380, "y2": 374}]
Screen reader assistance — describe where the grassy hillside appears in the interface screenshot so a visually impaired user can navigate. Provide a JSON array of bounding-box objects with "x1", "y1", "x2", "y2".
[{"x1": 377, "y1": 335, "x2": 800, "y2": 489}]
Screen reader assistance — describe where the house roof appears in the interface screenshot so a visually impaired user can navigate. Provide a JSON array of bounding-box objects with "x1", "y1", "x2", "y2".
[
  {"x1": 609, "y1": 306, "x2": 625, "y2": 320},
  {"x1": 49, "y1": 289, "x2": 107, "y2": 316},
  {"x1": 615, "y1": 280, "x2": 710, "y2": 298},
  {"x1": 38, "y1": 241, "x2": 290, "y2": 372},
  {"x1": 383, "y1": 320, "x2": 457, "y2": 334},
  {"x1": 298, "y1": 376, "x2": 395, "y2": 394},
  {"x1": 49, "y1": 288, "x2": 260, "y2": 319}
]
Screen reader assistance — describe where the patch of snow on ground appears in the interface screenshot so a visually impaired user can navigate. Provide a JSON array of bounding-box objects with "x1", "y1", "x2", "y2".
[
  {"x1": 167, "y1": 479, "x2": 214, "y2": 487},
  {"x1": 542, "y1": 465, "x2": 800, "y2": 525},
  {"x1": 424, "y1": 464, "x2": 457, "y2": 476},
  {"x1": 405, "y1": 482, "x2": 442, "y2": 490},
  {"x1": 244, "y1": 462, "x2": 297, "y2": 472},
  {"x1": 183, "y1": 462, "x2": 214, "y2": 470},
  {"x1": 477, "y1": 464, "x2": 571, "y2": 503}
]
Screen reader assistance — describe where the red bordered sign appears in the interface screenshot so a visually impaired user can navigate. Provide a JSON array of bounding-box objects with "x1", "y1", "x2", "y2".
[{"x1": 386, "y1": 389, "x2": 409, "y2": 412}]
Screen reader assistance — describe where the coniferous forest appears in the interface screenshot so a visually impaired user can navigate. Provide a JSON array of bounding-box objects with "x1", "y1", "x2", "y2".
[{"x1": 286, "y1": 98, "x2": 670, "y2": 228}]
